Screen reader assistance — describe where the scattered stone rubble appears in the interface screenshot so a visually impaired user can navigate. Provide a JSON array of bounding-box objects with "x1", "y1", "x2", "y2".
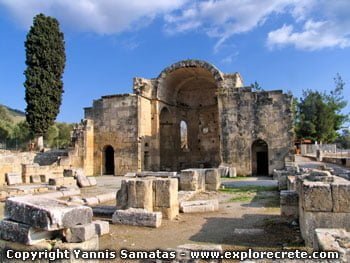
[
  {"x1": 113, "y1": 168, "x2": 221, "y2": 227},
  {"x1": 0, "y1": 195, "x2": 109, "y2": 262}
]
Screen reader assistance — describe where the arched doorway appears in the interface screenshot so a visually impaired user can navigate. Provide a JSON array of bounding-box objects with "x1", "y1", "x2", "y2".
[
  {"x1": 160, "y1": 107, "x2": 175, "y2": 170},
  {"x1": 251, "y1": 139, "x2": 269, "y2": 176},
  {"x1": 104, "y1": 145, "x2": 115, "y2": 175}
]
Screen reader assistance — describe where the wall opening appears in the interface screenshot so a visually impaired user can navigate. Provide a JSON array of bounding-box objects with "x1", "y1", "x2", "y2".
[
  {"x1": 104, "y1": 145, "x2": 115, "y2": 175},
  {"x1": 180, "y1": 120, "x2": 188, "y2": 151},
  {"x1": 251, "y1": 139, "x2": 269, "y2": 176}
]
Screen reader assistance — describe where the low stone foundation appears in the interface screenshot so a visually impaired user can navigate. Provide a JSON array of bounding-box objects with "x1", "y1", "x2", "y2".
[{"x1": 296, "y1": 172, "x2": 350, "y2": 247}]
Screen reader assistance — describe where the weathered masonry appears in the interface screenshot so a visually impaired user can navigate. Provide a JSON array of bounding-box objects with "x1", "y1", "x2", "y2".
[{"x1": 79, "y1": 60, "x2": 294, "y2": 176}]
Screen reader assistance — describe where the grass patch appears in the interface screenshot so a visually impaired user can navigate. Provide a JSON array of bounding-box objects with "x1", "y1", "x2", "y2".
[
  {"x1": 221, "y1": 185, "x2": 279, "y2": 204},
  {"x1": 220, "y1": 185, "x2": 278, "y2": 193}
]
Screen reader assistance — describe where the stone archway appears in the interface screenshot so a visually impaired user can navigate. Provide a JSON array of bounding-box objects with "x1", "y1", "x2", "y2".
[
  {"x1": 103, "y1": 145, "x2": 115, "y2": 175},
  {"x1": 251, "y1": 139, "x2": 269, "y2": 176},
  {"x1": 157, "y1": 60, "x2": 222, "y2": 170}
]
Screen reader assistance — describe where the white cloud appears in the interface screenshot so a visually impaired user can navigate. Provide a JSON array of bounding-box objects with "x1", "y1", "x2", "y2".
[
  {"x1": 267, "y1": 0, "x2": 350, "y2": 50},
  {"x1": 165, "y1": 0, "x2": 297, "y2": 52},
  {"x1": 220, "y1": 51, "x2": 239, "y2": 64},
  {"x1": 1, "y1": 0, "x2": 350, "y2": 51},
  {"x1": 0, "y1": 0, "x2": 188, "y2": 34}
]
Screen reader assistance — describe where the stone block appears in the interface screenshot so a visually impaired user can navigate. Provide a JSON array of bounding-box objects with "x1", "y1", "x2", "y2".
[
  {"x1": 76, "y1": 174, "x2": 90, "y2": 188},
  {"x1": 30, "y1": 175, "x2": 42, "y2": 184},
  {"x1": 218, "y1": 164, "x2": 236, "y2": 178},
  {"x1": 83, "y1": 197, "x2": 99, "y2": 206},
  {"x1": 0, "y1": 191, "x2": 8, "y2": 201},
  {"x1": 63, "y1": 223, "x2": 96, "y2": 243},
  {"x1": 280, "y1": 190, "x2": 299, "y2": 219},
  {"x1": 97, "y1": 192, "x2": 116, "y2": 203},
  {"x1": 127, "y1": 179, "x2": 153, "y2": 211},
  {"x1": 5, "y1": 173, "x2": 22, "y2": 185},
  {"x1": 332, "y1": 182, "x2": 350, "y2": 213},
  {"x1": 5, "y1": 196, "x2": 93, "y2": 231},
  {"x1": 314, "y1": 228, "x2": 349, "y2": 262},
  {"x1": 299, "y1": 210, "x2": 350, "y2": 247},
  {"x1": 153, "y1": 178, "x2": 178, "y2": 207},
  {"x1": 0, "y1": 219, "x2": 57, "y2": 245},
  {"x1": 179, "y1": 170, "x2": 199, "y2": 191},
  {"x1": 302, "y1": 181, "x2": 332, "y2": 212},
  {"x1": 49, "y1": 177, "x2": 77, "y2": 187},
  {"x1": 112, "y1": 208, "x2": 162, "y2": 228},
  {"x1": 153, "y1": 178, "x2": 179, "y2": 220},
  {"x1": 205, "y1": 169, "x2": 220, "y2": 191},
  {"x1": 87, "y1": 176, "x2": 97, "y2": 186},
  {"x1": 180, "y1": 199, "x2": 219, "y2": 213},
  {"x1": 116, "y1": 180, "x2": 128, "y2": 209},
  {"x1": 93, "y1": 220, "x2": 109, "y2": 236}
]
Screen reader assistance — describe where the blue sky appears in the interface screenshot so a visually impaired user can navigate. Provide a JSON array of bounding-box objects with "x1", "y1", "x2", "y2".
[{"x1": 0, "y1": 0, "x2": 349, "y2": 124}]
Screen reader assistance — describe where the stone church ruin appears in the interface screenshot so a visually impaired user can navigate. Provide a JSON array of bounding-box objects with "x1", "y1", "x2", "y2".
[{"x1": 77, "y1": 59, "x2": 294, "y2": 176}]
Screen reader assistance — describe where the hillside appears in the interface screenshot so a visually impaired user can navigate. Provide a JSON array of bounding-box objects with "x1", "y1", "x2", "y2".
[{"x1": 0, "y1": 104, "x2": 25, "y2": 123}]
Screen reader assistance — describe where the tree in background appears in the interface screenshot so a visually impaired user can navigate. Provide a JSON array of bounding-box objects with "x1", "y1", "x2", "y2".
[
  {"x1": 335, "y1": 128, "x2": 350, "y2": 149},
  {"x1": 24, "y1": 13, "x2": 66, "y2": 150},
  {"x1": 295, "y1": 74, "x2": 348, "y2": 143}
]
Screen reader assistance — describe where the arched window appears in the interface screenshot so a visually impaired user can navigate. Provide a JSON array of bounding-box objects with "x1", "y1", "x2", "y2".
[{"x1": 180, "y1": 120, "x2": 188, "y2": 150}]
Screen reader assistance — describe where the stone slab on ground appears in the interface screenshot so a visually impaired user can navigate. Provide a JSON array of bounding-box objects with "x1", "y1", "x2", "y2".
[
  {"x1": 83, "y1": 197, "x2": 99, "y2": 206},
  {"x1": 76, "y1": 174, "x2": 91, "y2": 188},
  {"x1": 180, "y1": 199, "x2": 219, "y2": 213},
  {"x1": 64, "y1": 223, "x2": 96, "y2": 243},
  {"x1": 96, "y1": 192, "x2": 116, "y2": 203},
  {"x1": 93, "y1": 220, "x2": 109, "y2": 236},
  {"x1": 5, "y1": 196, "x2": 93, "y2": 230},
  {"x1": 5, "y1": 173, "x2": 22, "y2": 185},
  {"x1": 314, "y1": 228, "x2": 350, "y2": 262},
  {"x1": 0, "y1": 219, "x2": 57, "y2": 245},
  {"x1": 112, "y1": 208, "x2": 162, "y2": 228}
]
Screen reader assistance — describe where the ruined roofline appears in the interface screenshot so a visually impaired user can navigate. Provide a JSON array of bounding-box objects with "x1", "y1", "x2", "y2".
[
  {"x1": 157, "y1": 59, "x2": 225, "y2": 82},
  {"x1": 101, "y1": 93, "x2": 136, "y2": 99}
]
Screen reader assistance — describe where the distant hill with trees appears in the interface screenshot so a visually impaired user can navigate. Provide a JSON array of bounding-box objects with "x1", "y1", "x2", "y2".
[{"x1": 0, "y1": 104, "x2": 74, "y2": 150}]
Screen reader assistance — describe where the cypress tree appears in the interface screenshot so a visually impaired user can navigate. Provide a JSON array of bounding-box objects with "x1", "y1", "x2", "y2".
[{"x1": 24, "y1": 13, "x2": 66, "y2": 145}]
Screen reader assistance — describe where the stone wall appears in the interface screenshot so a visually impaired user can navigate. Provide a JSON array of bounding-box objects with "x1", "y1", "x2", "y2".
[
  {"x1": 296, "y1": 172, "x2": 350, "y2": 247},
  {"x1": 83, "y1": 60, "x2": 294, "y2": 176},
  {"x1": 218, "y1": 88, "x2": 294, "y2": 175},
  {"x1": 0, "y1": 151, "x2": 36, "y2": 186},
  {"x1": 84, "y1": 94, "x2": 139, "y2": 175}
]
